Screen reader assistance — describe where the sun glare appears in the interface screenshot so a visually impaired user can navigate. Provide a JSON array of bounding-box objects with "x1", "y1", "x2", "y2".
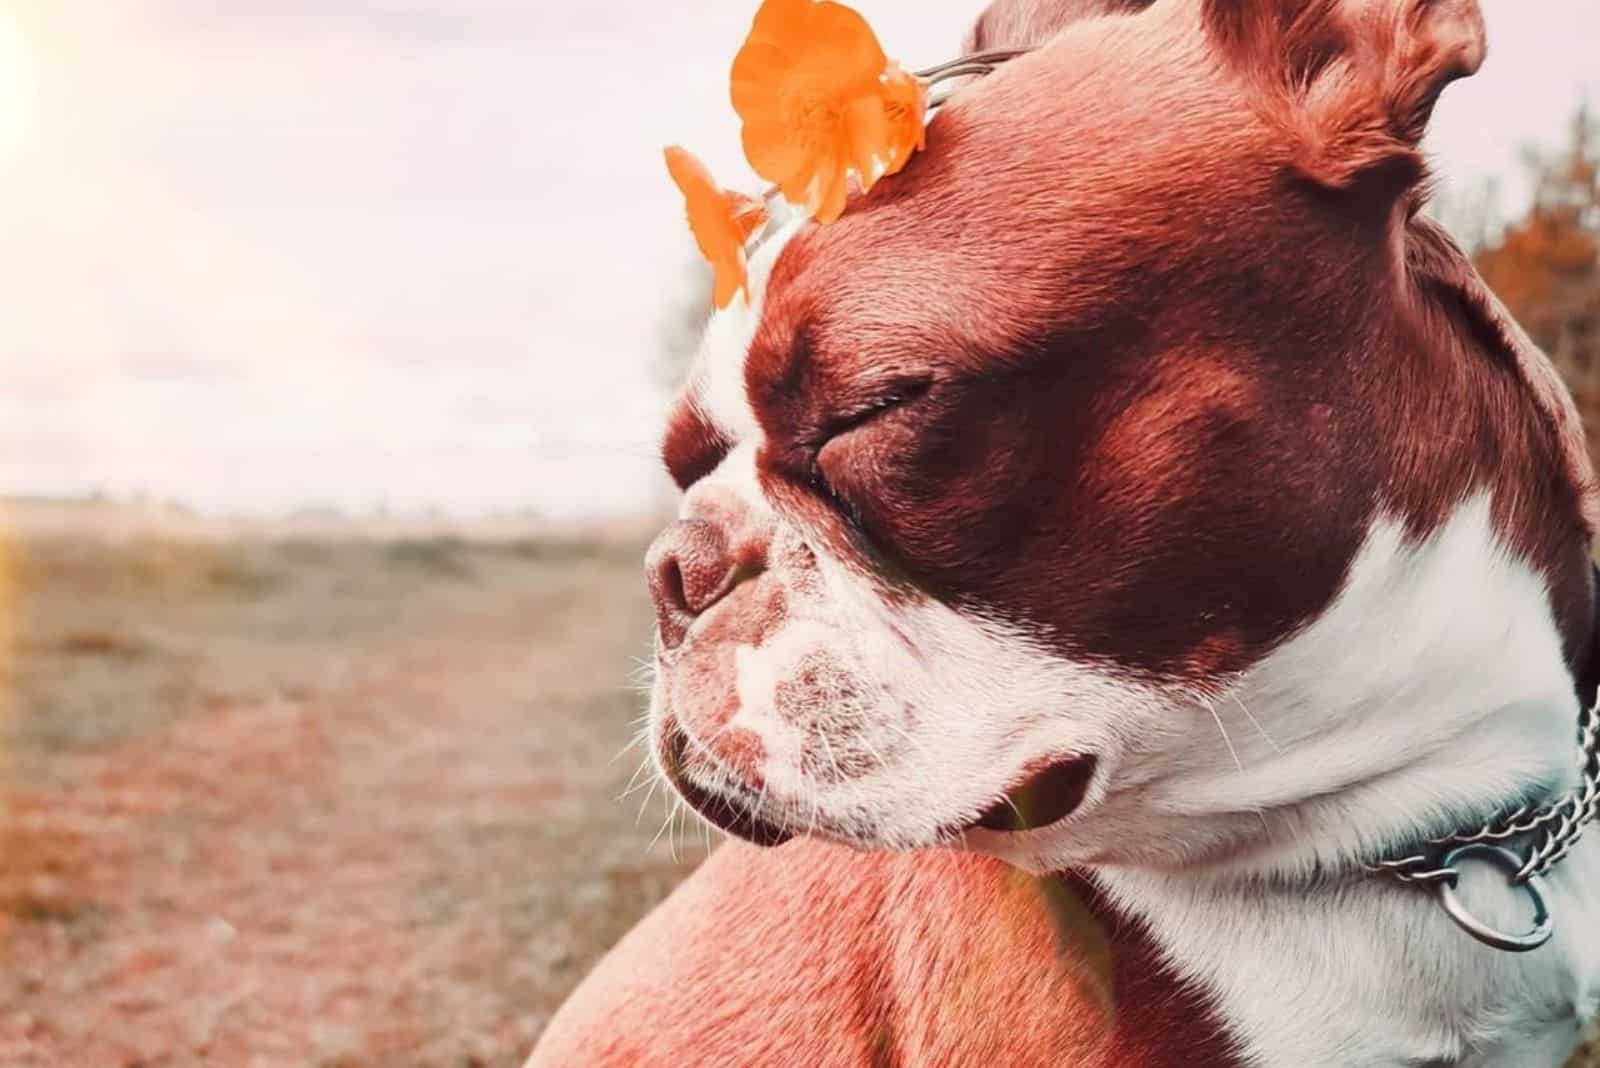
[{"x1": 0, "y1": 17, "x2": 29, "y2": 154}]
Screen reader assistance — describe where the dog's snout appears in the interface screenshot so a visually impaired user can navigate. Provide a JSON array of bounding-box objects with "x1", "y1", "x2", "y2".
[{"x1": 646, "y1": 518, "x2": 762, "y2": 650}]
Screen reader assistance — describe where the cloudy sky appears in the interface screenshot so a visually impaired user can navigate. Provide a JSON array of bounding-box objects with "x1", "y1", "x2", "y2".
[{"x1": 1, "y1": 1, "x2": 1596, "y2": 518}]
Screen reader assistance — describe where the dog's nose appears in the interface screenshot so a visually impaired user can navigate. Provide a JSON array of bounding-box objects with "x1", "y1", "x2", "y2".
[{"x1": 646, "y1": 519, "x2": 741, "y2": 650}]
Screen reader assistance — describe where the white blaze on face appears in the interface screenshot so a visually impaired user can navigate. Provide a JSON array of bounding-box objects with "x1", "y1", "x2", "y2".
[
  {"x1": 728, "y1": 565, "x2": 1169, "y2": 851},
  {"x1": 689, "y1": 212, "x2": 806, "y2": 447}
]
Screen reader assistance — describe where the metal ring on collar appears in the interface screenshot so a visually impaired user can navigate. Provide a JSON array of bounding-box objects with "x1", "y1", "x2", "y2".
[{"x1": 1435, "y1": 844, "x2": 1554, "y2": 952}]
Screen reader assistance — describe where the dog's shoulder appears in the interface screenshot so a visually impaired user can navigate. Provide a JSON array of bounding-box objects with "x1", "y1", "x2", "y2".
[
  {"x1": 525, "y1": 840, "x2": 1129, "y2": 1068},
  {"x1": 526, "y1": 840, "x2": 894, "y2": 1068}
]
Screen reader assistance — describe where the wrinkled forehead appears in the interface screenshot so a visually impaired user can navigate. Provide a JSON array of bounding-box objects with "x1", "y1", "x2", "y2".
[
  {"x1": 745, "y1": 13, "x2": 1252, "y2": 393},
  {"x1": 675, "y1": 6, "x2": 1261, "y2": 460}
]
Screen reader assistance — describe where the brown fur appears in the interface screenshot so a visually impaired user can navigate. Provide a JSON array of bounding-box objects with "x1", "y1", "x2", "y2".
[
  {"x1": 733, "y1": 0, "x2": 1594, "y2": 679},
  {"x1": 534, "y1": 0, "x2": 1600, "y2": 1064},
  {"x1": 529, "y1": 840, "x2": 1239, "y2": 1068}
]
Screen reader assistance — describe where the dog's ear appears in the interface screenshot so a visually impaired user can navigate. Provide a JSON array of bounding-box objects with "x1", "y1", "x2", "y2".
[
  {"x1": 1203, "y1": 0, "x2": 1485, "y2": 192},
  {"x1": 964, "y1": 0, "x2": 1156, "y2": 52}
]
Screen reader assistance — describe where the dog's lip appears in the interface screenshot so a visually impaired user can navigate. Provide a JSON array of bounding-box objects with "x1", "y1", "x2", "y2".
[
  {"x1": 660, "y1": 721, "x2": 794, "y2": 848},
  {"x1": 967, "y1": 754, "x2": 1099, "y2": 834}
]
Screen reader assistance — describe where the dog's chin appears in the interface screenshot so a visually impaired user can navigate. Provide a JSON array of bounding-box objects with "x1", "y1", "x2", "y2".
[
  {"x1": 656, "y1": 718, "x2": 795, "y2": 848},
  {"x1": 658, "y1": 704, "x2": 1102, "y2": 856}
]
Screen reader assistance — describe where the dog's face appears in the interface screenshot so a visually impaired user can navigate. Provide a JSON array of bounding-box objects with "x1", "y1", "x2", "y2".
[{"x1": 644, "y1": 0, "x2": 1594, "y2": 870}]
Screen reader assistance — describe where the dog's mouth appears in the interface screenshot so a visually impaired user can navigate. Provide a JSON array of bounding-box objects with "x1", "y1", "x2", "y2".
[
  {"x1": 659, "y1": 710, "x2": 1096, "y2": 846},
  {"x1": 967, "y1": 754, "x2": 1099, "y2": 833},
  {"x1": 658, "y1": 720, "x2": 794, "y2": 848}
]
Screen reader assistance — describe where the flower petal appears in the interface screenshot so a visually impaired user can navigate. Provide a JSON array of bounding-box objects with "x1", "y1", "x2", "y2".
[
  {"x1": 846, "y1": 94, "x2": 892, "y2": 188},
  {"x1": 728, "y1": 0, "x2": 930, "y2": 225},
  {"x1": 710, "y1": 247, "x2": 748, "y2": 309},
  {"x1": 744, "y1": 0, "x2": 814, "y2": 51},
  {"x1": 663, "y1": 145, "x2": 767, "y2": 309},
  {"x1": 730, "y1": 41, "x2": 791, "y2": 115},
  {"x1": 806, "y1": 1, "x2": 887, "y2": 78},
  {"x1": 813, "y1": 153, "x2": 852, "y2": 224},
  {"x1": 730, "y1": 192, "x2": 768, "y2": 243},
  {"x1": 881, "y1": 63, "x2": 928, "y2": 169},
  {"x1": 742, "y1": 119, "x2": 812, "y2": 188}
]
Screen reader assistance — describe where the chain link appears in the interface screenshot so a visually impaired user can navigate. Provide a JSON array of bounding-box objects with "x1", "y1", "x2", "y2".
[
  {"x1": 915, "y1": 48, "x2": 1034, "y2": 109},
  {"x1": 1367, "y1": 700, "x2": 1600, "y2": 886}
]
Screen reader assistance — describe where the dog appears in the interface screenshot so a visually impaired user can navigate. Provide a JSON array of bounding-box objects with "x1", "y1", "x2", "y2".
[{"x1": 529, "y1": 0, "x2": 1600, "y2": 1064}]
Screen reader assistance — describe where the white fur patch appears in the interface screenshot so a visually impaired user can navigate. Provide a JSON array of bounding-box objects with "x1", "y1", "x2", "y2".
[
  {"x1": 660, "y1": 452, "x2": 1162, "y2": 848},
  {"x1": 714, "y1": 568, "x2": 1162, "y2": 849},
  {"x1": 1067, "y1": 496, "x2": 1600, "y2": 1067},
  {"x1": 662, "y1": 384, "x2": 1159, "y2": 850},
  {"x1": 690, "y1": 214, "x2": 806, "y2": 445},
  {"x1": 657, "y1": 217, "x2": 1599, "y2": 1066}
]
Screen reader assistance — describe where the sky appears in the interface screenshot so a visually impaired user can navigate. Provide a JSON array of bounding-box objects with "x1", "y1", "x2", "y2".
[{"x1": 0, "y1": 1, "x2": 1596, "y2": 519}]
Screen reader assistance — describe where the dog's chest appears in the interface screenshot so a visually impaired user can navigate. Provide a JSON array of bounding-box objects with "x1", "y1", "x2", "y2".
[{"x1": 1101, "y1": 846, "x2": 1600, "y2": 1068}]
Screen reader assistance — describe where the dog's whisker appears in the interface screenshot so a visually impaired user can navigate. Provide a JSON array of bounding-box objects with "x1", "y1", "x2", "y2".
[
  {"x1": 1230, "y1": 692, "x2": 1284, "y2": 755},
  {"x1": 815, "y1": 727, "x2": 845, "y2": 783},
  {"x1": 609, "y1": 729, "x2": 650, "y2": 766},
  {"x1": 699, "y1": 720, "x2": 736, "y2": 749},
  {"x1": 648, "y1": 786, "x2": 678, "y2": 853},
  {"x1": 635, "y1": 776, "x2": 661, "y2": 828},
  {"x1": 615, "y1": 758, "x2": 657, "y2": 802},
  {"x1": 1204, "y1": 699, "x2": 1246, "y2": 775},
  {"x1": 752, "y1": 778, "x2": 777, "y2": 837},
  {"x1": 806, "y1": 769, "x2": 823, "y2": 838},
  {"x1": 856, "y1": 732, "x2": 889, "y2": 769},
  {"x1": 648, "y1": 809, "x2": 676, "y2": 852},
  {"x1": 616, "y1": 779, "x2": 656, "y2": 805},
  {"x1": 882, "y1": 720, "x2": 934, "y2": 766},
  {"x1": 669, "y1": 799, "x2": 686, "y2": 863}
]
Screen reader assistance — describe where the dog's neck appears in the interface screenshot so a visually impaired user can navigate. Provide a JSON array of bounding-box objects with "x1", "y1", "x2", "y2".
[
  {"x1": 1084, "y1": 494, "x2": 1600, "y2": 1066},
  {"x1": 1137, "y1": 493, "x2": 1583, "y2": 876},
  {"x1": 1094, "y1": 851, "x2": 1600, "y2": 1067}
]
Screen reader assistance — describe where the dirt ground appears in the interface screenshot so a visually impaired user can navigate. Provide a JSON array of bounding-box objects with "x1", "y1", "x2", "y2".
[
  {"x1": 0, "y1": 533, "x2": 700, "y2": 1068},
  {"x1": 0, "y1": 530, "x2": 1594, "y2": 1068}
]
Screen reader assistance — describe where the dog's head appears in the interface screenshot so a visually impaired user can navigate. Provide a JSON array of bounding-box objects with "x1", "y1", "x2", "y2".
[{"x1": 644, "y1": 0, "x2": 1598, "y2": 872}]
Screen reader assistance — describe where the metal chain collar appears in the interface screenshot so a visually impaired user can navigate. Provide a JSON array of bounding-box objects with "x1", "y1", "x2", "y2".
[
  {"x1": 1364, "y1": 698, "x2": 1600, "y2": 951},
  {"x1": 915, "y1": 48, "x2": 1032, "y2": 108}
]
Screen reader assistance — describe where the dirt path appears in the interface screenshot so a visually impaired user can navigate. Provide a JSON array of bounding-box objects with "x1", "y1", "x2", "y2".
[{"x1": 0, "y1": 539, "x2": 700, "y2": 1068}]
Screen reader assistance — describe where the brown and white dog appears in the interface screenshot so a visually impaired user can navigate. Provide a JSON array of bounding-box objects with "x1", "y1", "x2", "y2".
[{"x1": 531, "y1": 0, "x2": 1600, "y2": 1064}]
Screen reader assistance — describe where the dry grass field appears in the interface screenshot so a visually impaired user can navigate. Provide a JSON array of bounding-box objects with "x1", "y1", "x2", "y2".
[
  {"x1": 0, "y1": 521, "x2": 1594, "y2": 1067},
  {"x1": 0, "y1": 528, "x2": 701, "y2": 1067}
]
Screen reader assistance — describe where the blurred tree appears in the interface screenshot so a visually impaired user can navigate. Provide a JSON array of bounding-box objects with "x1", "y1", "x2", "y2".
[{"x1": 1475, "y1": 104, "x2": 1600, "y2": 455}]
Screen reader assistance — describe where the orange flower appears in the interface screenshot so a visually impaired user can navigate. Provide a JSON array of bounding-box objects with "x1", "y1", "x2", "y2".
[
  {"x1": 731, "y1": 0, "x2": 928, "y2": 224},
  {"x1": 663, "y1": 146, "x2": 769, "y2": 309}
]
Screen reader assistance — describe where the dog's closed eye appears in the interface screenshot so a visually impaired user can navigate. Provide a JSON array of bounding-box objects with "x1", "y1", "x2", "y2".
[
  {"x1": 809, "y1": 376, "x2": 934, "y2": 526},
  {"x1": 812, "y1": 377, "x2": 934, "y2": 448}
]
